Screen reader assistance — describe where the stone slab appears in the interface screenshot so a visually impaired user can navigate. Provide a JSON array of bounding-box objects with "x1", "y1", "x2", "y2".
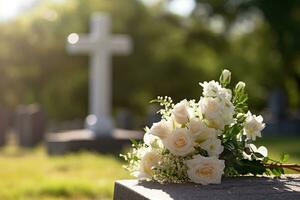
[
  {"x1": 114, "y1": 175, "x2": 300, "y2": 200},
  {"x1": 46, "y1": 129, "x2": 142, "y2": 155}
]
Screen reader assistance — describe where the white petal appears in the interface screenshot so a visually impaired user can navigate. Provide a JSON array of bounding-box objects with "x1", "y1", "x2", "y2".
[{"x1": 257, "y1": 146, "x2": 268, "y2": 157}]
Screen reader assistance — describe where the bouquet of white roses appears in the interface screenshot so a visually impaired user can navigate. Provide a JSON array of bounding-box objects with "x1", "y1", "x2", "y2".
[{"x1": 121, "y1": 69, "x2": 300, "y2": 185}]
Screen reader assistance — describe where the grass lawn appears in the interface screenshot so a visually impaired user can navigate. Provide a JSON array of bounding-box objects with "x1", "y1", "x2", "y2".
[
  {"x1": 0, "y1": 137, "x2": 299, "y2": 200},
  {"x1": 0, "y1": 145, "x2": 130, "y2": 200}
]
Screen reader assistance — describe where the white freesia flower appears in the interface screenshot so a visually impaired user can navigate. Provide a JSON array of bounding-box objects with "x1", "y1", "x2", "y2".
[
  {"x1": 200, "y1": 80, "x2": 222, "y2": 98},
  {"x1": 150, "y1": 119, "x2": 173, "y2": 139},
  {"x1": 243, "y1": 111, "x2": 265, "y2": 141},
  {"x1": 200, "y1": 80, "x2": 232, "y2": 101},
  {"x1": 199, "y1": 97, "x2": 234, "y2": 130},
  {"x1": 186, "y1": 155, "x2": 225, "y2": 185},
  {"x1": 243, "y1": 144, "x2": 268, "y2": 160},
  {"x1": 163, "y1": 128, "x2": 194, "y2": 156},
  {"x1": 136, "y1": 149, "x2": 161, "y2": 179},
  {"x1": 199, "y1": 138, "x2": 224, "y2": 157},
  {"x1": 172, "y1": 99, "x2": 191, "y2": 125},
  {"x1": 187, "y1": 118, "x2": 217, "y2": 142}
]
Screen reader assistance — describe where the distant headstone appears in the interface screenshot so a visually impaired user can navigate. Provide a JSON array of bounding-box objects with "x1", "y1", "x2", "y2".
[
  {"x1": 116, "y1": 108, "x2": 134, "y2": 129},
  {"x1": 15, "y1": 104, "x2": 46, "y2": 147},
  {"x1": 268, "y1": 89, "x2": 288, "y2": 122},
  {"x1": 114, "y1": 175, "x2": 300, "y2": 200},
  {"x1": 264, "y1": 88, "x2": 300, "y2": 136},
  {"x1": 46, "y1": 129, "x2": 142, "y2": 155},
  {"x1": 0, "y1": 107, "x2": 11, "y2": 146},
  {"x1": 66, "y1": 12, "x2": 132, "y2": 136}
]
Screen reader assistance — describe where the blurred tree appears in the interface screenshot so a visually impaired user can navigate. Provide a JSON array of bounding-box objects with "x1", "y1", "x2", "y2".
[
  {"x1": 0, "y1": 0, "x2": 299, "y2": 124},
  {"x1": 194, "y1": 0, "x2": 300, "y2": 108},
  {"x1": 240, "y1": 0, "x2": 300, "y2": 108}
]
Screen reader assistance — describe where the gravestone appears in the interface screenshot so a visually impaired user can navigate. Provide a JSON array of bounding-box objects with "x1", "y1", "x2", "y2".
[
  {"x1": 0, "y1": 107, "x2": 11, "y2": 146},
  {"x1": 116, "y1": 108, "x2": 134, "y2": 129},
  {"x1": 15, "y1": 104, "x2": 46, "y2": 147},
  {"x1": 46, "y1": 129, "x2": 142, "y2": 155},
  {"x1": 268, "y1": 89, "x2": 288, "y2": 122},
  {"x1": 46, "y1": 12, "x2": 139, "y2": 155},
  {"x1": 114, "y1": 175, "x2": 300, "y2": 200},
  {"x1": 263, "y1": 89, "x2": 300, "y2": 136},
  {"x1": 67, "y1": 12, "x2": 132, "y2": 136}
]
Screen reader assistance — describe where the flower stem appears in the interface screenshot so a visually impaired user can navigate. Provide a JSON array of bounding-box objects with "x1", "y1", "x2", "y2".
[{"x1": 265, "y1": 163, "x2": 300, "y2": 173}]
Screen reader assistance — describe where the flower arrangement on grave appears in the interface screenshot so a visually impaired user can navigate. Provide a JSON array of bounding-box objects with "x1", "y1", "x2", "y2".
[{"x1": 121, "y1": 69, "x2": 300, "y2": 185}]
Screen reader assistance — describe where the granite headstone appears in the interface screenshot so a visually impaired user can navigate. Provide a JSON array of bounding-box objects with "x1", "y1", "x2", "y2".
[
  {"x1": 15, "y1": 104, "x2": 46, "y2": 147},
  {"x1": 114, "y1": 175, "x2": 300, "y2": 200}
]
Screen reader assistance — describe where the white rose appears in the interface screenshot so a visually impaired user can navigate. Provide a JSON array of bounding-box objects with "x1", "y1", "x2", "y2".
[
  {"x1": 243, "y1": 111, "x2": 265, "y2": 141},
  {"x1": 199, "y1": 97, "x2": 224, "y2": 129},
  {"x1": 163, "y1": 128, "x2": 194, "y2": 156},
  {"x1": 199, "y1": 97, "x2": 221, "y2": 118},
  {"x1": 187, "y1": 118, "x2": 217, "y2": 142},
  {"x1": 186, "y1": 155, "x2": 225, "y2": 185},
  {"x1": 199, "y1": 97, "x2": 234, "y2": 130},
  {"x1": 172, "y1": 100, "x2": 191, "y2": 125},
  {"x1": 219, "y1": 88, "x2": 232, "y2": 101},
  {"x1": 199, "y1": 138, "x2": 224, "y2": 157},
  {"x1": 150, "y1": 119, "x2": 173, "y2": 139},
  {"x1": 137, "y1": 150, "x2": 160, "y2": 179}
]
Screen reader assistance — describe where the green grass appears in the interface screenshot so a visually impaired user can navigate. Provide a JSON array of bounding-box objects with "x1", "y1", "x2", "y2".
[
  {"x1": 255, "y1": 136, "x2": 300, "y2": 172},
  {"x1": 0, "y1": 137, "x2": 299, "y2": 200},
  {"x1": 0, "y1": 146, "x2": 130, "y2": 200}
]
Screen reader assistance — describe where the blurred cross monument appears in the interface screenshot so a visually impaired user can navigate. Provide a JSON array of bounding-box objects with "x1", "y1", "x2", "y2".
[{"x1": 66, "y1": 12, "x2": 132, "y2": 136}]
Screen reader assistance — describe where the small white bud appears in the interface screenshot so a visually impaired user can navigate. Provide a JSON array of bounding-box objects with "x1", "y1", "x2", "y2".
[
  {"x1": 235, "y1": 81, "x2": 246, "y2": 93},
  {"x1": 220, "y1": 69, "x2": 231, "y2": 85}
]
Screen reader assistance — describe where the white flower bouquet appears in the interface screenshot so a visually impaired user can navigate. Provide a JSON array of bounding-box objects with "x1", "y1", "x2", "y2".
[{"x1": 121, "y1": 70, "x2": 300, "y2": 185}]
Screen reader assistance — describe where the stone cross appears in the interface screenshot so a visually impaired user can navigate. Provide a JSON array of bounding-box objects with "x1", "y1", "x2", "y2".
[{"x1": 66, "y1": 12, "x2": 132, "y2": 136}]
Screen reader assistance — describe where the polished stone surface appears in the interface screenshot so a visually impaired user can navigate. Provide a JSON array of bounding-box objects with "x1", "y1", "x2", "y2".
[{"x1": 114, "y1": 175, "x2": 300, "y2": 200}]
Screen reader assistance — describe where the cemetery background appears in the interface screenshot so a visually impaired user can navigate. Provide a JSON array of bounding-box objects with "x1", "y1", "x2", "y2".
[{"x1": 0, "y1": 0, "x2": 299, "y2": 199}]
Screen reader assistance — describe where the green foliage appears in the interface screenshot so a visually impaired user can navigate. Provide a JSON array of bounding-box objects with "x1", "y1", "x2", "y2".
[
  {"x1": 234, "y1": 159, "x2": 266, "y2": 175},
  {"x1": 280, "y1": 153, "x2": 290, "y2": 163},
  {"x1": 233, "y1": 83, "x2": 248, "y2": 113}
]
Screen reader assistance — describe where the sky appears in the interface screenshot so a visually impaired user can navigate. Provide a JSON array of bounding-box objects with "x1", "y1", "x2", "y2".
[
  {"x1": 0, "y1": 0, "x2": 196, "y2": 21},
  {"x1": 0, "y1": 0, "x2": 35, "y2": 20},
  {"x1": 142, "y1": 0, "x2": 195, "y2": 16}
]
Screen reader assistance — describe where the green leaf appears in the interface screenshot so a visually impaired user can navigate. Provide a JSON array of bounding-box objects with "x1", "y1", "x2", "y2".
[
  {"x1": 270, "y1": 166, "x2": 284, "y2": 176},
  {"x1": 234, "y1": 159, "x2": 266, "y2": 175},
  {"x1": 280, "y1": 153, "x2": 290, "y2": 163}
]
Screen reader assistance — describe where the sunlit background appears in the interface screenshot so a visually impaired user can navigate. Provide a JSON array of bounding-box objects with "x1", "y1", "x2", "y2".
[
  {"x1": 0, "y1": 0, "x2": 195, "y2": 21},
  {"x1": 0, "y1": 0, "x2": 299, "y2": 199}
]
